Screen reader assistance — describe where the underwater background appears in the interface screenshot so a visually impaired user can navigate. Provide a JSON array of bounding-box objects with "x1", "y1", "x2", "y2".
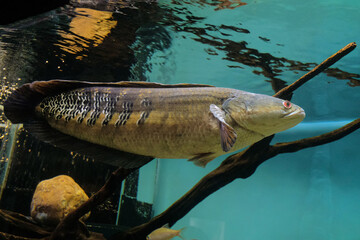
[{"x1": 0, "y1": 0, "x2": 359, "y2": 239}]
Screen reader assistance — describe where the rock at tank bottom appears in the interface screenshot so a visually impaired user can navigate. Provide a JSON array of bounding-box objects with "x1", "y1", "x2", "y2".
[{"x1": 30, "y1": 175, "x2": 90, "y2": 226}]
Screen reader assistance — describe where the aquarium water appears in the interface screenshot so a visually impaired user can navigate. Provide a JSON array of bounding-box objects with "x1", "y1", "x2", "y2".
[{"x1": 0, "y1": 0, "x2": 359, "y2": 239}]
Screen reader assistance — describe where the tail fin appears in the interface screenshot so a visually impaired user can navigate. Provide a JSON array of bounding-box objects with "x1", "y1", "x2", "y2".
[
  {"x1": 4, "y1": 83, "x2": 43, "y2": 123},
  {"x1": 178, "y1": 227, "x2": 186, "y2": 240},
  {"x1": 3, "y1": 79, "x2": 154, "y2": 169},
  {"x1": 3, "y1": 80, "x2": 89, "y2": 123}
]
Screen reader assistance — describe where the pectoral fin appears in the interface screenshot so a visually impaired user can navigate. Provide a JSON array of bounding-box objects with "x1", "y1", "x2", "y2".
[{"x1": 210, "y1": 104, "x2": 237, "y2": 152}]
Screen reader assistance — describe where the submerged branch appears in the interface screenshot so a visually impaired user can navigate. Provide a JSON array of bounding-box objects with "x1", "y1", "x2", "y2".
[
  {"x1": 50, "y1": 168, "x2": 135, "y2": 240},
  {"x1": 0, "y1": 168, "x2": 135, "y2": 240},
  {"x1": 2, "y1": 43, "x2": 356, "y2": 240},
  {"x1": 0, "y1": 209, "x2": 51, "y2": 238},
  {"x1": 116, "y1": 42, "x2": 358, "y2": 240},
  {"x1": 274, "y1": 42, "x2": 357, "y2": 99},
  {"x1": 114, "y1": 138, "x2": 275, "y2": 239},
  {"x1": 0, "y1": 232, "x2": 40, "y2": 240},
  {"x1": 271, "y1": 118, "x2": 360, "y2": 154},
  {"x1": 0, "y1": 168, "x2": 133, "y2": 240}
]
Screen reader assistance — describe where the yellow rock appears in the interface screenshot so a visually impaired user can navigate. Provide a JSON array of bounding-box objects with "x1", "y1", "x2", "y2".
[{"x1": 30, "y1": 175, "x2": 90, "y2": 225}]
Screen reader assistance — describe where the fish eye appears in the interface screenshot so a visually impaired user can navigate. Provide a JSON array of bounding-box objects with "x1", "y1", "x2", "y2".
[{"x1": 282, "y1": 100, "x2": 292, "y2": 109}]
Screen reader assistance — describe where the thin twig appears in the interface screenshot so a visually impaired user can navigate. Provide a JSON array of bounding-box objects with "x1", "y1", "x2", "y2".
[
  {"x1": 0, "y1": 232, "x2": 40, "y2": 240},
  {"x1": 274, "y1": 42, "x2": 357, "y2": 99},
  {"x1": 271, "y1": 118, "x2": 360, "y2": 154},
  {"x1": 0, "y1": 209, "x2": 51, "y2": 237},
  {"x1": 50, "y1": 168, "x2": 135, "y2": 240},
  {"x1": 115, "y1": 42, "x2": 358, "y2": 240}
]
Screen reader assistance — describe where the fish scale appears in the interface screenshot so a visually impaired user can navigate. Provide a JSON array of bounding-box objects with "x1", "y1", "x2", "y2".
[
  {"x1": 4, "y1": 80, "x2": 305, "y2": 168},
  {"x1": 37, "y1": 87, "x2": 233, "y2": 161}
]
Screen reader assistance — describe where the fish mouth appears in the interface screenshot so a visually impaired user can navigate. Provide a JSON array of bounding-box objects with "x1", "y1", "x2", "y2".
[{"x1": 283, "y1": 108, "x2": 306, "y2": 119}]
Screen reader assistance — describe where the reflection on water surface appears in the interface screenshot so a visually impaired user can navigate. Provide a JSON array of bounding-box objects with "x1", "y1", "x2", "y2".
[
  {"x1": 57, "y1": 8, "x2": 117, "y2": 59},
  {"x1": 0, "y1": 0, "x2": 359, "y2": 239}
]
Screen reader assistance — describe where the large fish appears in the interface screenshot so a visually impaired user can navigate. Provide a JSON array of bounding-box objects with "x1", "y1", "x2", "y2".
[{"x1": 4, "y1": 80, "x2": 305, "y2": 168}]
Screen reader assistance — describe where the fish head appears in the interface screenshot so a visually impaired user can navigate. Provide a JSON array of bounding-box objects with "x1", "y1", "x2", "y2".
[{"x1": 225, "y1": 93, "x2": 305, "y2": 137}]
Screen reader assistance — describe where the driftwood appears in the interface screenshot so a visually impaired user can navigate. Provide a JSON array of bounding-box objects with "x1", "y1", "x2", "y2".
[
  {"x1": 114, "y1": 42, "x2": 359, "y2": 240},
  {"x1": 0, "y1": 209, "x2": 51, "y2": 238},
  {"x1": 0, "y1": 169, "x2": 134, "y2": 240},
  {"x1": 49, "y1": 168, "x2": 134, "y2": 240},
  {"x1": 0, "y1": 42, "x2": 358, "y2": 240}
]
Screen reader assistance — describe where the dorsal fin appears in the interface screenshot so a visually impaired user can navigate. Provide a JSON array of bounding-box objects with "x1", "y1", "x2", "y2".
[
  {"x1": 30, "y1": 79, "x2": 215, "y2": 95},
  {"x1": 162, "y1": 223, "x2": 170, "y2": 229}
]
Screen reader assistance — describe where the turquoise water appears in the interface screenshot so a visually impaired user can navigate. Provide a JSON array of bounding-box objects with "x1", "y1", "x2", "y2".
[
  {"x1": 0, "y1": 0, "x2": 359, "y2": 239},
  {"x1": 143, "y1": 1, "x2": 360, "y2": 239}
]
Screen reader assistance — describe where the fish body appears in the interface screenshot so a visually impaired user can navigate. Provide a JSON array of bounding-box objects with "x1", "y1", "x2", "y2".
[
  {"x1": 39, "y1": 86, "x2": 237, "y2": 164},
  {"x1": 147, "y1": 225, "x2": 184, "y2": 240},
  {"x1": 4, "y1": 80, "x2": 305, "y2": 168}
]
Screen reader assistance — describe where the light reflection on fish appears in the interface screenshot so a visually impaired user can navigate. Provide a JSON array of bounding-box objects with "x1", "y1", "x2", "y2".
[{"x1": 4, "y1": 80, "x2": 305, "y2": 168}]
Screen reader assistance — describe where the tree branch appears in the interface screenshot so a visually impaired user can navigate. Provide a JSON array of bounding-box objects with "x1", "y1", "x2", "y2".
[
  {"x1": 271, "y1": 118, "x2": 360, "y2": 154},
  {"x1": 114, "y1": 42, "x2": 358, "y2": 240},
  {"x1": 1, "y1": 43, "x2": 357, "y2": 240},
  {"x1": 274, "y1": 42, "x2": 357, "y2": 99},
  {"x1": 0, "y1": 209, "x2": 51, "y2": 238},
  {"x1": 0, "y1": 232, "x2": 40, "y2": 240},
  {"x1": 112, "y1": 138, "x2": 275, "y2": 240},
  {"x1": 49, "y1": 168, "x2": 135, "y2": 240}
]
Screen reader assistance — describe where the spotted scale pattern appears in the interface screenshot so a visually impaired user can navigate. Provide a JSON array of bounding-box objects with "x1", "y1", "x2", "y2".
[
  {"x1": 137, "y1": 97, "x2": 152, "y2": 125},
  {"x1": 39, "y1": 90, "x2": 92, "y2": 123},
  {"x1": 39, "y1": 89, "x2": 155, "y2": 129},
  {"x1": 115, "y1": 101, "x2": 133, "y2": 127},
  {"x1": 101, "y1": 93, "x2": 116, "y2": 126},
  {"x1": 86, "y1": 91, "x2": 101, "y2": 126}
]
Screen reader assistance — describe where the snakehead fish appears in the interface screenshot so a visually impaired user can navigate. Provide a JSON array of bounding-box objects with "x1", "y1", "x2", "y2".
[{"x1": 4, "y1": 80, "x2": 305, "y2": 168}]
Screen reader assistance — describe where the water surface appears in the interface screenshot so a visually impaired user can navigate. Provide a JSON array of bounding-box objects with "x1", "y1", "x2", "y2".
[{"x1": 0, "y1": 0, "x2": 359, "y2": 239}]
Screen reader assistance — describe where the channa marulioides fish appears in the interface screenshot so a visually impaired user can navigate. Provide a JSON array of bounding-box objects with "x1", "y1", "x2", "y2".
[{"x1": 4, "y1": 80, "x2": 305, "y2": 168}]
